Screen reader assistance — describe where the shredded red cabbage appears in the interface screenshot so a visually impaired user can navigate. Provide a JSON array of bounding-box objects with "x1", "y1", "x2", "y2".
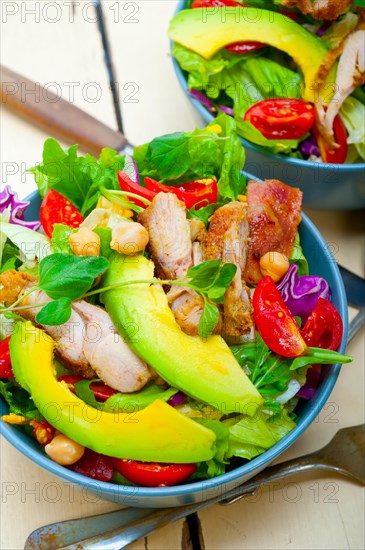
[
  {"x1": 316, "y1": 21, "x2": 331, "y2": 37},
  {"x1": 0, "y1": 185, "x2": 40, "y2": 230},
  {"x1": 167, "y1": 391, "x2": 187, "y2": 406},
  {"x1": 299, "y1": 134, "x2": 320, "y2": 157},
  {"x1": 218, "y1": 105, "x2": 234, "y2": 117},
  {"x1": 277, "y1": 264, "x2": 331, "y2": 324},
  {"x1": 297, "y1": 365, "x2": 322, "y2": 400},
  {"x1": 188, "y1": 89, "x2": 215, "y2": 113}
]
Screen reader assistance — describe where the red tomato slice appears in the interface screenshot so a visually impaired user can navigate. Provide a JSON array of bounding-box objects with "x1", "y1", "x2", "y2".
[
  {"x1": 225, "y1": 41, "x2": 266, "y2": 53},
  {"x1": 312, "y1": 115, "x2": 348, "y2": 164},
  {"x1": 244, "y1": 98, "x2": 315, "y2": 140},
  {"x1": 144, "y1": 177, "x2": 218, "y2": 209},
  {"x1": 0, "y1": 336, "x2": 14, "y2": 378},
  {"x1": 253, "y1": 276, "x2": 308, "y2": 357},
  {"x1": 118, "y1": 171, "x2": 156, "y2": 208},
  {"x1": 40, "y1": 189, "x2": 84, "y2": 238},
  {"x1": 301, "y1": 298, "x2": 343, "y2": 351},
  {"x1": 112, "y1": 459, "x2": 197, "y2": 487}
]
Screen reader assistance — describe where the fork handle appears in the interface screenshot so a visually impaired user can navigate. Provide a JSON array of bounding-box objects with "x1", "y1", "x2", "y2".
[{"x1": 58, "y1": 456, "x2": 332, "y2": 549}]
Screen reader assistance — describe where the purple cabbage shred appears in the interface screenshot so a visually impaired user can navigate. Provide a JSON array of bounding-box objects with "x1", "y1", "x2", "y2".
[
  {"x1": 0, "y1": 185, "x2": 40, "y2": 230},
  {"x1": 277, "y1": 263, "x2": 331, "y2": 324},
  {"x1": 167, "y1": 391, "x2": 187, "y2": 407},
  {"x1": 188, "y1": 89, "x2": 215, "y2": 113},
  {"x1": 218, "y1": 105, "x2": 234, "y2": 117},
  {"x1": 299, "y1": 134, "x2": 320, "y2": 157}
]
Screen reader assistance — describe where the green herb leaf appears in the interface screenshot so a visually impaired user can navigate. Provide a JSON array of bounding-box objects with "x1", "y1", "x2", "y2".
[
  {"x1": 186, "y1": 259, "x2": 222, "y2": 290},
  {"x1": 198, "y1": 300, "x2": 220, "y2": 339},
  {"x1": 38, "y1": 253, "x2": 109, "y2": 300},
  {"x1": 35, "y1": 297, "x2": 72, "y2": 326},
  {"x1": 290, "y1": 347, "x2": 352, "y2": 370},
  {"x1": 207, "y1": 263, "x2": 237, "y2": 303}
]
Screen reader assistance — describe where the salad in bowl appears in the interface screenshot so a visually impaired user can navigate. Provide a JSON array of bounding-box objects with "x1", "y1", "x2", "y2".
[
  {"x1": 0, "y1": 116, "x2": 351, "y2": 505},
  {"x1": 169, "y1": 0, "x2": 365, "y2": 209}
]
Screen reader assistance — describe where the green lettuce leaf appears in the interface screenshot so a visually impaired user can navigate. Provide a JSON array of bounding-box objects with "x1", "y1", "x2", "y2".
[
  {"x1": 340, "y1": 96, "x2": 365, "y2": 160},
  {"x1": 0, "y1": 380, "x2": 42, "y2": 420},
  {"x1": 134, "y1": 114, "x2": 245, "y2": 200},
  {"x1": 29, "y1": 139, "x2": 125, "y2": 215}
]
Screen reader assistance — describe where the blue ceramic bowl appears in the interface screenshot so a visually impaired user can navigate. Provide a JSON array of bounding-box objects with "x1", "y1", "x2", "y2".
[
  {"x1": 172, "y1": 0, "x2": 365, "y2": 211},
  {"x1": 0, "y1": 190, "x2": 348, "y2": 508}
]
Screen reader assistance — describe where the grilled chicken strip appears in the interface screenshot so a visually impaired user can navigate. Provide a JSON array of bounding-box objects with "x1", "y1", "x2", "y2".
[
  {"x1": 204, "y1": 201, "x2": 253, "y2": 341},
  {"x1": 281, "y1": 0, "x2": 352, "y2": 20},
  {"x1": 139, "y1": 193, "x2": 207, "y2": 335},
  {"x1": 0, "y1": 270, "x2": 152, "y2": 392},
  {"x1": 243, "y1": 180, "x2": 303, "y2": 285},
  {"x1": 138, "y1": 193, "x2": 192, "y2": 280},
  {"x1": 316, "y1": 30, "x2": 365, "y2": 147}
]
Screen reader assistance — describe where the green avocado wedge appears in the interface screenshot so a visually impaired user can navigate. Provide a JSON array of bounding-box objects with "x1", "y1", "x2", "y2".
[
  {"x1": 102, "y1": 253, "x2": 263, "y2": 415},
  {"x1": 168, "y1": 8, "x2": 330, "y2": 102},
  {"x1": 10, "y1": 322, "x2": 216, "y2": 462}
]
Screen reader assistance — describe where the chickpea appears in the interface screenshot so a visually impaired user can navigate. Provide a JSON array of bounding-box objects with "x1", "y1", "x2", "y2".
[
  {"x1": 259, "y1": 251, "x2": 290, "y2": 282},
  {"x1": 69, "y1": 227, "x2": 100, "y2": 257},
  {"x1": 44, "y1": 434, "x2": 85, "y2": 466},
  {"x1": 110, "y1": 221, "x2": 149, "y2": 255}
]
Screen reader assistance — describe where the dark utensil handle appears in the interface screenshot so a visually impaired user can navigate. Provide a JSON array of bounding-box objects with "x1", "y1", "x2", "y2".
[{"x1": 0, "y1": 65, "x2": 128, "y2": 156}]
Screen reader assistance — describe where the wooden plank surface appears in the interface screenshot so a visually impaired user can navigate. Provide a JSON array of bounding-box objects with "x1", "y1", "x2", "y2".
[{"x1": 1, "y1": 1, "x2": 364, "y2": 549}]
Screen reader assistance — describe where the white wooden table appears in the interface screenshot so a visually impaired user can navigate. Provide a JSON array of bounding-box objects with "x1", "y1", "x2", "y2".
[{"x1": 1, "y1": 2, "x2": 364, "y2": 548}]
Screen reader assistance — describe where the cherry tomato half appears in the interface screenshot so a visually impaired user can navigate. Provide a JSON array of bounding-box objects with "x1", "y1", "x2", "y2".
[
  {"x1": 244, "y1": 98, "x2": 315, "y2": 140},
  {"x1": 301, "y1": 297, "x2": 343, "y2": 351},
  {"x1": 112, "y1": 459, "x2": 197, "y2": 487},
  {"x1": 40, "y1": 189, "x2": 84, "y2": 238},
  {"x1": 312, "y1": 114, "x2": 348, "y2": 164},
  {"x1": 253, "y1": 276, "x2": 308, "y2": 357},
  {"x1": 0, "y1": 336, "x2": 13, "y2": 378},
  {"x1": 144, "y1": 177, "x2": 218, "y2": 209}
]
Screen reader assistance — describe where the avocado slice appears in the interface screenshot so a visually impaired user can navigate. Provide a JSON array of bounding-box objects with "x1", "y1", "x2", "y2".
[
  {"x1": 169, "y1": 7, "x2": 329, "y2": 102},
  {"x1": 10, "y1": 322, "x2": 216, "y2": 462},
  {"x1": 102, "y1": 253, "x2": 263, "y2": 415}
]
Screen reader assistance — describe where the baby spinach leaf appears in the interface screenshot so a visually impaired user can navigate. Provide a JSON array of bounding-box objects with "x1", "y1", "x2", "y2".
[{"x1": 35, "y1": 298, "x2": 72, "y2": 326}]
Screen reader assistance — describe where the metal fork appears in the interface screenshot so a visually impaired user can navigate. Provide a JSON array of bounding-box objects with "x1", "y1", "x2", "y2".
[
  {"x1": 25, "y1": 267, "x2": 365, "y2": 549},
  {"x1": 25, "y1": 425, "x2": 365, "y2": 549}
]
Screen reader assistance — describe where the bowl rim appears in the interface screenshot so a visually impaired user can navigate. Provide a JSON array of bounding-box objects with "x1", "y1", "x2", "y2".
[
  {"x1": 0, "y1": 189, "x2": 348, "y2": 500},
  {"x1": 172, "y1": 0, "x2": 365, "y2": 173}
]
